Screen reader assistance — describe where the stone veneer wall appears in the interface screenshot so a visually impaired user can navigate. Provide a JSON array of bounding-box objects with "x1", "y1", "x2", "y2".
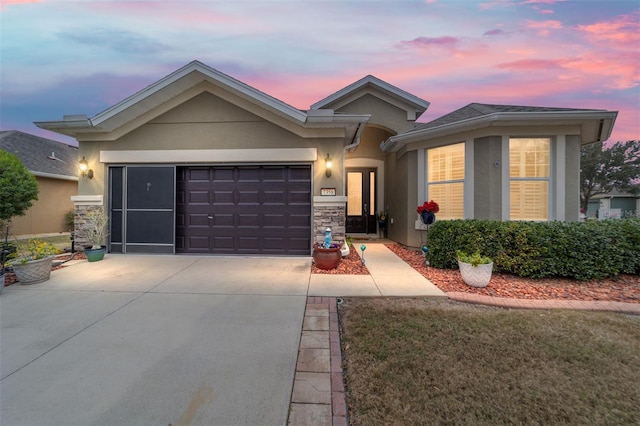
[
  {"x1": 73, "y1": 204, "x2": 104, "y2": 249},
  {"x1": 313, "y1": 204, "x2": 346, "y2": 244}
]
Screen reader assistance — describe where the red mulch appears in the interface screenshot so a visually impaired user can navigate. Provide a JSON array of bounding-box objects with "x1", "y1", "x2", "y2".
[
  {"x1": 386, "y1": 243, "x2": 640, "y2": 304},
  {"x1": 3, "y1": 251, "x2": 87, "y2": 286},
  {"x1": 312, "y1": 247, "x2": 369, "y2": 275}
]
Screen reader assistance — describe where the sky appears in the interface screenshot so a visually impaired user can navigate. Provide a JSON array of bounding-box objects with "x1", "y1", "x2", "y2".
[{"x1": 1, "y1": 0, "x2": 638, "y2": 146}]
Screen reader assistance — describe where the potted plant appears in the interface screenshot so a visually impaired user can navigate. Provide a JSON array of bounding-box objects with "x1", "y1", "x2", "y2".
[
  {"x1": 8, "y1": 239, "x2": 60, "y2": 285},
  {"x1": 78, "y1": 208, "x2": 109, "y2": 262},
  {"x1": 456, "y1": 250, "x2": 493, "y2": 288},
  {"x1": 376, "y1": 210, "x2": 388, "y2": 238},
  {"x1": 313, "y1": 242, "x2": 342, "y2": 270},
  {"x1": 417, "y1": 200, "x2": 439, "y2": 225}
]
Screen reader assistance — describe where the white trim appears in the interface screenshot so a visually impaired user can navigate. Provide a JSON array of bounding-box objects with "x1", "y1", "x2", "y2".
[
  {"x1": 32, "y1": 171, "x2": 78, "y2": 181},
  {"x1": 501, "y1": 136, "x2": 510, "y2": 220},
  {"x1": 555, "y1": 135, "x2": 566, "y2": 221},
  {"x1": 464, "y1": 139, "x2": 474, "y2": 219},
  {"x1": 417, "y1": 149, "x2": 426, "y2": 210},
  {"x1": 71, "y1": 195, "x2": 103, "y2": 206},
  {"x1": 100, "y1": 148, "x2": 317, "y2": 163}
]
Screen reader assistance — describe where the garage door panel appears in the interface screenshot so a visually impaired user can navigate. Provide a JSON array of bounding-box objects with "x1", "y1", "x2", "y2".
[
  {"x1": 188, "y1": 190, "x2": 210, "y2": 204},
  {"x1": 176, "y1": 165, "x2": 311, "y2": 255}
]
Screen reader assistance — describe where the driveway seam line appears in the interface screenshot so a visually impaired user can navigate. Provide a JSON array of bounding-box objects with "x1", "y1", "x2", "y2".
[{"x1": 1, "y1": 291, "x2": 146, "y2": 381}]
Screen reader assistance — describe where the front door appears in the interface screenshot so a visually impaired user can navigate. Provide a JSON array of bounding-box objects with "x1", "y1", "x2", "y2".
[{"x1": 346, "y1": 168, "x2": 377, "y2": 234}]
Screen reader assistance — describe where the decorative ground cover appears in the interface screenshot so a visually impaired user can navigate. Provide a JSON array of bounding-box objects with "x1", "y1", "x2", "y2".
[
  {"x1": 386, "y1": 243, "x2": 640, "y2": 303},
  {"x1": 311, "y1": 246, "x2": 369, "y2": 275}
]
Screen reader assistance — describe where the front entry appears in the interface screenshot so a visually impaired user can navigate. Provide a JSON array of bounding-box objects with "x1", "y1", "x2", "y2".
[{"x1": 346, "y1": 168, "x2": 377, "y2": 234}]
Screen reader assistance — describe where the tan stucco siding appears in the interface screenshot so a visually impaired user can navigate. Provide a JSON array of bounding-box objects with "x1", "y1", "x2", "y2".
[
  {"x1": 385, "y1": 151, "x2": 414, "y2": 247},
  {"x1": 564, "y1": 135, "x2": 581, "y2": 221},
  {"x1": 76, "y1": 91, "x2": 346, "y2": 197},
  {"x1": 335, "y1": 94, "x2": 415, "y2": 134},
  {"x1": 346, "y1": 126, "x2": 392, "y2": 161},
  {"x1": 473, "y1": 136, "x2": 502, "y2": 220},
  {"x1": 10, "y1": 177, "x2": 76, "y2": 236}
]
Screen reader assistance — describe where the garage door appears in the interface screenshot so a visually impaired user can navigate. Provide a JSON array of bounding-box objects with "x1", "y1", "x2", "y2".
[{"x1": 176, "y1": 165, "x2": 311, "y2": 255}]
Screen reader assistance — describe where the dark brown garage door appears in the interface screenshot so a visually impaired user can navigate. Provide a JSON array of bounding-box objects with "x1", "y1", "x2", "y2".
[{"x1": 176, "y1": 165, "x2": 311, "y2": 255}]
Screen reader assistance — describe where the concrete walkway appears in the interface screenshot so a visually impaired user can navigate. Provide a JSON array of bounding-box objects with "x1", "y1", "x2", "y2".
[{"x1": 309, "y1": 243, "x2": 446, "y2": 297}]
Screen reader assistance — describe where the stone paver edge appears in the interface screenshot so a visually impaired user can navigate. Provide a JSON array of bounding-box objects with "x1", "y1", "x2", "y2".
[{"x1": 447, "y1": 292, "x2": 640, "y2": 315}]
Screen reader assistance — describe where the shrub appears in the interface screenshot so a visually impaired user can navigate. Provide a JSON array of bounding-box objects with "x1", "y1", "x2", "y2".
[
  {"x1": 427, "y1": 219, "x2": 640, "y2": 280},
  {"x1": 0, "y1": 151, "x2": 39, "y2": 222}
]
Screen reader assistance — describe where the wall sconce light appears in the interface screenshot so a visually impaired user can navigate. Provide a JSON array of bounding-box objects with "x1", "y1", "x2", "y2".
[
  {"x1": 79, "y1": 156, "x2": 94, "y2": 179},
  {"x1": 325, "y1": 154, "x2": 332, "y2": 178}
]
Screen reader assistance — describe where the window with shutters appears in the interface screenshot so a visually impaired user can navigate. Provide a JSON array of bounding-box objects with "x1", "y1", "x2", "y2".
[
  {"x1": 427, "y1": 143, "x2": 464, "y2": 219},
  {"x1": 509, "y1": 138, "x2": 550, "y2": 220}
]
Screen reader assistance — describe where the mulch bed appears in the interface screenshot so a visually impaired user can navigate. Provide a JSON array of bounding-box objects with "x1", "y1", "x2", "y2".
[
  {"x1": 3, "y1": 251, "x2": 87, "y2": 287},
  {"x1": 386, "y1": 243, "x2": 640, "y2": 304},
  {"x1": 311, "y1": 247, "x2": 369, "y2": 275}
]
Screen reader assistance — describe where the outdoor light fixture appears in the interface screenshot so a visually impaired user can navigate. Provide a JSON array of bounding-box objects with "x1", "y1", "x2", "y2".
[
  {"x1": 325, "y1": 154, "x2": 332, "y2": 177},
  {"x1": 79, "y1": 156, "x2": 94, "y2": 179}
]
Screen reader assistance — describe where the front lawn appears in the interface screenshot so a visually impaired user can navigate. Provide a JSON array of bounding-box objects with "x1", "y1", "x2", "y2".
[{"x1": 339, "y1": 298, "x2": 640, "y2": 425}]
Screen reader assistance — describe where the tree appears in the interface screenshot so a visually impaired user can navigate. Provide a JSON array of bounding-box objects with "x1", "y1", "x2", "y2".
[
  {"x1": 580, "y1": 140, "x2": 640, "y2": 211},
  {"x1": 0, "y1": 150, "x2": 39, "y2": 225}
]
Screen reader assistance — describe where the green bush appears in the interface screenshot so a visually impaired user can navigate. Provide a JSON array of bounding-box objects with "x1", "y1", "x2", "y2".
[{"x1": 427, "y1": 219, "x2": 640, "y2": 280}]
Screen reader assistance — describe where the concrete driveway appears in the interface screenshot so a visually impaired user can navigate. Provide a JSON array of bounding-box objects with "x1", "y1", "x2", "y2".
[{"x1": 1, "y1": 255, "x2": 311, "y2": 426}]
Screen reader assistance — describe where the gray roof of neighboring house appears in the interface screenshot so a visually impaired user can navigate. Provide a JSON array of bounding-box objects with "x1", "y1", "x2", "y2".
[
  {"x1": 0, "y1": 130, "x2": 78, "y2": 179},
  {"x1": 409, "y1": 103, "x2": 607, "y2": 133}
]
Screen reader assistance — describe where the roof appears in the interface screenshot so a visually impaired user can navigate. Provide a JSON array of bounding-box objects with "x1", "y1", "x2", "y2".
[
  {"x1": 311, "y1": 74, "x2": 430, "y2": 120},
  {"x1": 0, "y1": 130, "x2": 78, "y2": 180},
  {"x1": 382, "y1": 102, "x2": 618, "y2": 152},
  {"x1": 34, "y1": 60, "x2": 369, "y2": 140}
]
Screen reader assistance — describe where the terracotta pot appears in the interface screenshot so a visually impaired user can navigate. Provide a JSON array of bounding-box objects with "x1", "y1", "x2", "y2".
[{"x1": 313, "y1": 246, "x2": 342, "y2": 270}]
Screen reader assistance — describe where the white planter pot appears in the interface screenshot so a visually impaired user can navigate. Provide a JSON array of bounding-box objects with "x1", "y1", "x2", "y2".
[
  {"x1": 458, "y1": 260, "x2": 493, "y2": 288},
  {"x1": 12, "y1": 256, "x2": 54, "y2": 285}
]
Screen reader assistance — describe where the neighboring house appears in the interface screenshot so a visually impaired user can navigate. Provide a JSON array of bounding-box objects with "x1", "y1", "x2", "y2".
[
  {"x1": 0, "y1": 130, "x2": 78, "y2": 235},
  {"x1": 35, "y1": 60, "x2": 617, "y2": 254},
  {"x1": 587, "y1": 190, "x2": 640, "y2": 219}
]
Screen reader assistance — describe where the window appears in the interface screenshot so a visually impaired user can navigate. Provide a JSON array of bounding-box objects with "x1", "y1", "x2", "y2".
[
  {"x1": 427, "y1": 143, "x2": 464, "y2": 219},
  {"x1": 509, "y1": 138, "x2": 550, "y2": 220}
]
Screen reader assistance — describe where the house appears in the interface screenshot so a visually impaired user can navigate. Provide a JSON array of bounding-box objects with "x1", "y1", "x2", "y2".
[
  {"x1": 0, "y1": 130, "x2": 78, "y2": 235},
  {"x1": 34, "y1": 60, "x2": 617, "y2": 254},
  {"x1": 587, "y1": 190, "x2": 640, "y2": 219}
]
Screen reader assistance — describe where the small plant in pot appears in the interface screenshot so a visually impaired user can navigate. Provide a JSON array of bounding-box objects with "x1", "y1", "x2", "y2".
[
  {"x1": 78, "y1": 209, "x2": 109, "y2": 262},
  {"x1": 456, "y1": 250, "x2": 493, "y2": 288},
  {"x1": 7, "y1": 239, "x2": 60, "y2": 285}
]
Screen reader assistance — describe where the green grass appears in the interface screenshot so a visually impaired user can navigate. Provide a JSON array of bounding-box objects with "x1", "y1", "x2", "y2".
[{"x1": 339, "y1": 298, "x2": 640, "y2": 425}]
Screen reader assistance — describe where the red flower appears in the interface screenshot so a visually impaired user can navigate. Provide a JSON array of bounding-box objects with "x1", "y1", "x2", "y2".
[{"x1": 416, "y1": 200, "x2": 439, "y2": 214}]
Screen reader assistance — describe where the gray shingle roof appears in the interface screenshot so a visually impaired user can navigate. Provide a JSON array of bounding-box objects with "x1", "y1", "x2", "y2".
[
  {"x1": 410, "y1": 103, "x2": 605, "y2": 133},
  {"x1": 0, "y1": 130, "x2": 78, "y2": 178}
]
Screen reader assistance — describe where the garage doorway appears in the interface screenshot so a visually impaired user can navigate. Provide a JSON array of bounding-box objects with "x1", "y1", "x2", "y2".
[{"x1": 176, "y1": 165, "x2": 312, "y2": 255}]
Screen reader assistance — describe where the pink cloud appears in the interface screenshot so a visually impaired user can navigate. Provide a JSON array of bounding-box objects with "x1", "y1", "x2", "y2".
[
  {"x1": 531, "y1": 6, "x2": 554, "y2": 15},
  {"x1": 525, "y1": 19, "x2": 563, "y2": 35},
  {"x1": 577, "y1": 13, "x2": 640, "y2": 49},
  {"x1": 497, "y1": 59, "x2": 566, "y2": 70},
  {"x1": 520, "y1": 0, "x2": 566, "y2": 4}
]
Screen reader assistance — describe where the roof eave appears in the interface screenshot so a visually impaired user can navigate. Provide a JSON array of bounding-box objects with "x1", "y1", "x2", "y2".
[{"x1": 381, "y1": 110, "x2": 618, "y2": 152}]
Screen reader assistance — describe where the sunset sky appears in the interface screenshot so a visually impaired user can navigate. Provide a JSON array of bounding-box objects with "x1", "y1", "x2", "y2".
[{"x1": 1, "y1": 0, "x2": 638, "y2": 146}]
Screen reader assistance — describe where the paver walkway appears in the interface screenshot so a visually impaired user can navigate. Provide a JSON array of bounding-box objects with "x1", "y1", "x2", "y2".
[{"x1": 288, "y1": 297, "x2": 346, "y2": 426}]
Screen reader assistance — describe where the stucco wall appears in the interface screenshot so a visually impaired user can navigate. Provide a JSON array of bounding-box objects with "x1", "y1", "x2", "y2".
[
  {"x1": 473, "y1": 136, "x2": 502, "y2": 220},
  {"x1": 385, "y1": 151, "x2": 416, "y2": 247},
  {"x1": 10, "y1": 177, "x2": 76, "y2": 236},
  {"x1": 346, "y1": 126, "x2": 391, "y2": 161},
  {"x1": 334, "y1": 94, "x2": 415, "y2": 134},
  {"x1": 564, "y1": 135, "x2": 581, "y2": 221},
  {"x1": 77, "y1": 91, "x2": 345, "y2": 197}
]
